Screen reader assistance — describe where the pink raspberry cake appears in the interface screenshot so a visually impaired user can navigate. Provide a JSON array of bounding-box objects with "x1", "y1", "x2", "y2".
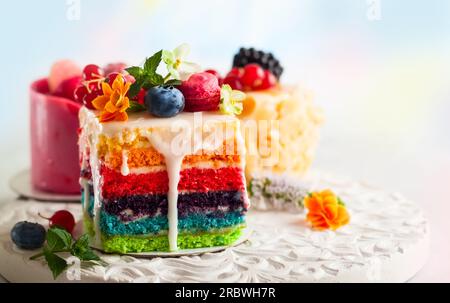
[{"x1": 30, "y1": 60, "x2": 82, "y2": 194}]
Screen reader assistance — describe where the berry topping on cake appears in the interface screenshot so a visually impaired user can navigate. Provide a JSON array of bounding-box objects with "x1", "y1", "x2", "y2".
[
  {"x1": 82, "y1": 64, "x2": 104, "y2": 81},
  {"x1": 10, "y1": 221, "x2": 46, "y2": 250},
  {"x1": 223, "y1": 64, "x2": 276, "y2": 91},
  {"x1": 48, "y1": 60, "x2": 82, "y2": 93},
  {"x1": 145, "y1": 86, "x2": 185, "y2": 117},
  {"x1": 233, "y1": 47, "x2": 283, "y2": 80},
  {"x1": 260, "y1": 69, "x2": 277, "y2": 90},
  {"x1": 241, "y1": 63, "x2": 265, "y2": 89},
  {"x1": 204, "y1": 69, "x2": 223, "y2": 86},
  {"x1": 53, "y1": 75, "x2": 82, "y2": 101},
  {"x1": 178, "y1": 72, "x2": 221, "y2": 112},
  {"x1": 74, "y1": 64, "x2": 107, "y2": 109}
]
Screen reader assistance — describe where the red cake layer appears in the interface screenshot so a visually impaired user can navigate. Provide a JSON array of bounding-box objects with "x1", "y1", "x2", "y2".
[{"x1": 100, "y1": 165, "x2": 246, "y2": 199}]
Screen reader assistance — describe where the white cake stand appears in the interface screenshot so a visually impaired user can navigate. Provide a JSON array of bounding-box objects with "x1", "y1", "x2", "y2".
[{"x1": 0, "y1": 172, "x2": 429, "y2": 282}]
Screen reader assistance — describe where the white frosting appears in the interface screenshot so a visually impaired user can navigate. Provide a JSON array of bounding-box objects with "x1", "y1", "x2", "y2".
[
  {"x1": 120, "y1": 150, "x2": 130, "y2": 176},
  {"x1": 78, "y1": 108, "x2": 242, "y2": 251}
]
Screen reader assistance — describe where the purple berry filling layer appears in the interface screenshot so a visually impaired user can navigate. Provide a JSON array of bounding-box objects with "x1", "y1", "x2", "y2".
[{"x1": 102, "y1": 190, "x2": 246, "y2": 222}]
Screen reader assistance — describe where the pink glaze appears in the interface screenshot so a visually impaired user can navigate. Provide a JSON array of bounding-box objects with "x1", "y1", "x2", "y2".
[{"x1": 30, "y1": 78, "x2": 81, "y2": 194}]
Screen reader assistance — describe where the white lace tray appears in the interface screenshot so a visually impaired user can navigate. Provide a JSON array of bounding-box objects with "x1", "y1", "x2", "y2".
[{"x1": 0, "y1": 171, "x2": 429, "y2": 282}]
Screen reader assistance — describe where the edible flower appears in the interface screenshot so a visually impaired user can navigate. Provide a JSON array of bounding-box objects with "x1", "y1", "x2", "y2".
[
  {"x1": 92, "y1": 74, "x2": 131, "y2": 122},
  {"x1": 162, "y1": 43, "x2": 201, "y2": 81},
  {"x1": 219, "y1": 84, "x2": 246, "y2": 115},
  {"x1": 303, "y1": 190, "x2": 350, "y2": 230}
]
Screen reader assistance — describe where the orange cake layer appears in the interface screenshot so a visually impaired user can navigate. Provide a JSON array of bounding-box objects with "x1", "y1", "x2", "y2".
[{"x1": 104, "y1": 147, "x2": 242, "y2": 171}]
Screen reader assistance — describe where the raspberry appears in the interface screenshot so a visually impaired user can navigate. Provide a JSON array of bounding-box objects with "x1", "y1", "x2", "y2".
[{"x1": 178, "y1": 72, "x2": 221, "y2": 112}]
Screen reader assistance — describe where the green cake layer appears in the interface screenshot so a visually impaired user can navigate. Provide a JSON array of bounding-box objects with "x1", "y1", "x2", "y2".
[{"x1": 101, "y1": 227, "x2": 244, "y2": 253}]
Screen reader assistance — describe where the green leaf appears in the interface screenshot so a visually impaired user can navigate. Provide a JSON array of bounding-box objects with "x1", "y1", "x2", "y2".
[
  {"x1": 127, "y1": 101, "x2": 146, "y2": 113},
  {"x1": 125, "y1": 66, "x2": 144, "y2": 78},
  {"x1": 44, "y1": 248, "x2": 68, "y2": 279},
  {"x1": 143, "y1": 50, "x2": 162, "y2": 74},
  {"x1": 46, "y1": 227, "x2": 72, "y2": 251},
  {"x1": 71, "y1": 234, "x2": 100, "y2": 261},
  {"x1": 164, "y1": 79, "x2": 182, "y2": 86},
  {"x1": 337, "y1": 197, "x2": 346, "y2": 206},
  {"x1": 128, "y1": 80, "x2": 143, "y2": 98},
  {"x1": 145, "y1": 73, "x2": 164, "y2": 87}
]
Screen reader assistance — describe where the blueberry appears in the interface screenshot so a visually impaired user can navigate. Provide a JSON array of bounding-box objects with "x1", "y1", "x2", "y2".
[
  {"x1": 145, "y1": 86, "x2": 185, "y2": 117},
  {"x1": 10, "y1": 221, "x2": 46, "y2": 250}
]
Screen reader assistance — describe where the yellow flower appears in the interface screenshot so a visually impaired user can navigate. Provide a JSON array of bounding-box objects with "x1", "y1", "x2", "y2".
[
  {"x1": 303, "y1": 189, "x2": 350, "y2": 230},
  {"x1": 92, "y1": 74, "x2": 131, "y2": 122}
]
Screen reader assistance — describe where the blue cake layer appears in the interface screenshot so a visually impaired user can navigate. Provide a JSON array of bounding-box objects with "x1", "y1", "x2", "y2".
[
  {"x1": 80, "y1": 189, "x2": 94, "y2": 218},
  {"x1": 100, "y1": 210, "x2": 245, "y2": 236}
]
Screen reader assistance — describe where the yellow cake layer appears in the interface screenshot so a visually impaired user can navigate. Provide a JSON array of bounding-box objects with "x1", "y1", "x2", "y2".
[{"x1": 238, "y1": 85, "x2": 323, "y2": 179}]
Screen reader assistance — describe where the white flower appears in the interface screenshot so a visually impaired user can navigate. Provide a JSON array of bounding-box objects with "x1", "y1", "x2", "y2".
[
  {"x1": 219, "y1": 84, "x2": 246, "y2": 115},
  {"x1": 162, "y1": 43, "x2": 201, "y2": 81}
]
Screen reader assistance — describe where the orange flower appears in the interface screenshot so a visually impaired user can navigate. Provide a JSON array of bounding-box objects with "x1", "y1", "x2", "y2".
[
  {"x1": 92, "y1": 74, "x2": 131, "y2": 122},
  {"x1": 303, "y1": 189, "x2": 350, "y2": 230}
]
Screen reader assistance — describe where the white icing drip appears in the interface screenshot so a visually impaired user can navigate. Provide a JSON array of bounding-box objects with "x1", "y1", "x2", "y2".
[
  {"x1": 79, "y1": 107, "x2": 103, "y2": 247},
  {"x1": 80, "y1": 178, "x2": 90, "y2": 216},
  {"x1": 143, "y1": 130, "x2": 187, "y2": 251},
  {"x1": 121, "y1": 150, "x2": 129, "y2": 176}
]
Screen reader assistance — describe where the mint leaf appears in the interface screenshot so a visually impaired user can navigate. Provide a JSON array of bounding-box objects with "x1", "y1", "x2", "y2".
[
  {"x1": 143, "y1": 73, "x2": 164, "y2": 88},
  {"x1": 125, "y1": 66, "x2": 144, "y2": 78},
  {"x1": 46, "y1": 227, "x2": 72, "y2": 251},
  {"x1": 128, "y1": 79, "x2": 144, "y2": 98},
  {"x1": 143, "y1": 50, "x2": 162, "y2": 74},
  {"x1": 44, "y1": 248, "x2": 68, "y2": 279},
  {"x1": 71, "y1": 234, "x2": 100, "y2": 261},
  {"x1": 127, "y1": 101, "x2": 146, "y2": 113},
  {"x1": 164, "y1": 79, "x2": 182, "y2": 86}
]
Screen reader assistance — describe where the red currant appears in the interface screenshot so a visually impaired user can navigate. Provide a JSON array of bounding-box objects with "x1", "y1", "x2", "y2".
[
  {"x1": 74, "y1": 85, "x2": 88, "y2": 105},
  {"x1": 259, "y1": 70, "x2": 277, "y2": 90},
  {"x1": 39, "y1": 210, "x2": 76, "y2": 234},
  {"x1": 223, "y1": 75, "x2": 243, "y2": 90},
  {"x1": 132, "y1": 88, "x2": 146, "y2": 104},
  {"x1": 82, "y1": 64, "x2": 104, "y2": 80},
  {"x1": 241, "y1": 64, "x2": 265, "y2": 88},
  {"x1": 107, "y1": 72, "x2": 120, "y2": 84},
  {"x1": 226, "y1": 67, "x2": 244, "y2": 79},
  {"x1": 83, "y1": 89, "x2": 102, "y2": 109}
]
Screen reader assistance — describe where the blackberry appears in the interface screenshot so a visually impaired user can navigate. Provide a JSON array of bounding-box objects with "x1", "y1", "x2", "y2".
[{"x1": 232, "y1": 47, "x2": 284, "y2": 79}]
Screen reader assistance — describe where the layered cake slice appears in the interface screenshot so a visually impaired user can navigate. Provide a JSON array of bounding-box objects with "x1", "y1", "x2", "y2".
[
  {"x1": 79, "y1": 110, "x2": 248, "y2": 253},
  {"x1": 78, "y1": 45, "x2": 249, "y2": 253}
]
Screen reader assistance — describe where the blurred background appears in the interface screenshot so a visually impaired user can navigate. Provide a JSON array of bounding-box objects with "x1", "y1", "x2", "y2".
[{"x1": 0, "y1": 0, "x2": 449, "y2": 281}]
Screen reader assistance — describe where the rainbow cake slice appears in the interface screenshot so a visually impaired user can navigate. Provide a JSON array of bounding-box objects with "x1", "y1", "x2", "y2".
[{"x1": 79, "y1": 109, "x2": 249, "y2": 253}]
